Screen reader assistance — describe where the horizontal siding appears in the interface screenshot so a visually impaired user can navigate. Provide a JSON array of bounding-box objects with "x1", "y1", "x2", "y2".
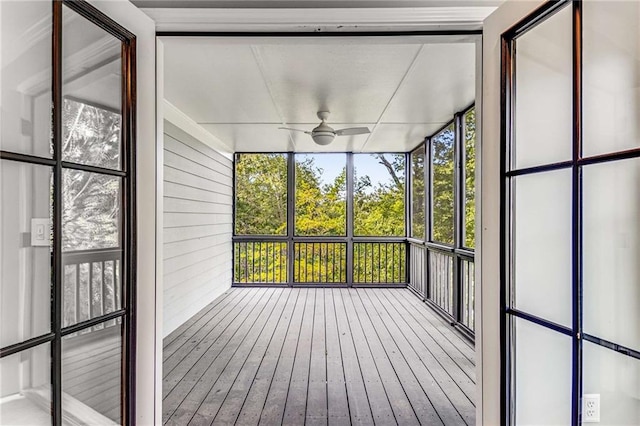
[{"x1": 163, "y1": 131, "x2": 233, "y2": 337}]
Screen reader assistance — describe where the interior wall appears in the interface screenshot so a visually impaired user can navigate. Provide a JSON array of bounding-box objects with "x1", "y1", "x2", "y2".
[{"x1": 162, "y1": 121, "x2": 233, "y2": 338}]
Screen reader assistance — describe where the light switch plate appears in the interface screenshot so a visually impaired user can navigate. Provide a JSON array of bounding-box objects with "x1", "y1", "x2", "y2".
[{"x1": 31, "y1": 218, "x2": 50, "y2": 247}]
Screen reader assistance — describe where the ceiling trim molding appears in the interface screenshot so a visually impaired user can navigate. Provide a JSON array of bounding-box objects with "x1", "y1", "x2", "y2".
[
  {"x1": 145, "y1": 7, "x2": 495, "y2": 32},
  {"x1": 164, "y1": 100, "x2": 234, "y2": 158}
]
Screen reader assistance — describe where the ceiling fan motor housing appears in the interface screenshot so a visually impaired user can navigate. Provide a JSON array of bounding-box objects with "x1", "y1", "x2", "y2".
[
  {"x1": 312, "y1": 130, "x2": 336, "y2": 145},
  {"x1": 312, "y1": 121, "x2": 336, "y2": 145}
]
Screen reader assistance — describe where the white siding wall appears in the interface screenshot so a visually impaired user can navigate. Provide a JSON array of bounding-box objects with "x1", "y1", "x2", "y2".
[{"x1": 163, "y1": 122, "x2": 233, "y2": 337}]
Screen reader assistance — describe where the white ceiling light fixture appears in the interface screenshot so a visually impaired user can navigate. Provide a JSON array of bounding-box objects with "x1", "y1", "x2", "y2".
[{"x1": 279, "y1": 111, "x2": 370, "y2": 146}]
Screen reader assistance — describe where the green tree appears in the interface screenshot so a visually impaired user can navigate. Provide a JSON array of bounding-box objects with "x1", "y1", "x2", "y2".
[
  {"x1": 464, "y1": 108, "x2": 476, "y2": 248},
  {"x1": 354, "y1": 154, "x2": 405, "y2": 236},
  {"x1": 235, "y1": 153, "x2": 288, "y2": 235},
  {"x1": 411, "y1": 148, "x2": 425, "y2": 239},
  {"x1": 431, "y1": 124, "x2": 455, "y2": 244},
  {"x1": 295, "y1": 156, "x2": 346, "y2": 236},
  {"x1": 234, "y1": 153, "x2": 407, "y2": 283}
]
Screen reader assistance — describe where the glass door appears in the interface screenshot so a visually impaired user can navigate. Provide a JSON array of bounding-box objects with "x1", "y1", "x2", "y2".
[
  {"x1": 0, "y1": 1, "x2": 136, "y2": 424},
  {"x1": 502, "y1": 1, "x2": 640, "y2": 425}
]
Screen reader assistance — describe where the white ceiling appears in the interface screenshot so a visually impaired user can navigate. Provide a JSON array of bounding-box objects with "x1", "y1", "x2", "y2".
[{"x1": 162, "y1": 36, "x2": 477, "y2": 152}]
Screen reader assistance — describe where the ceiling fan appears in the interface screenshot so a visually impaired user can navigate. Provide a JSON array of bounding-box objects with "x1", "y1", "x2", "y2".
[{"x1": 279, "y1": 111, "x2": 370, "y2": 146}]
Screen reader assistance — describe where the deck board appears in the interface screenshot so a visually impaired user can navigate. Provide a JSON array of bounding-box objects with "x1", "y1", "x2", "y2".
[
  {"x1": 305, "y1": 289, "x2": 328, "y2": 424},
  {"x1": 163, "y1": 287, "x2": 475, "y2": 426},
  {"x1": 364, "y1": 289, "x2": 468, "y2": 425},
  {"x1": 339, "y1": 289, "x2": 406, "y2": 426},
  {"x1": 354, "y1": 289, "x2": 442, "y2": 425},
  {"x1": 324, "y1": 289, "x2": 350, "y2": 425},
  {"x1": 163, "y1": 288, "x2": 272, "y2": 423}
]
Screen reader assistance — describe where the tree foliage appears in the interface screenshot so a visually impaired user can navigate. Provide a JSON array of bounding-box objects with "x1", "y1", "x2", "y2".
[
  {"x1": 354, "y1": 154, "x2": 405, "y2": 236},
  {"x1": 411, "y1": 147, "x2": 425, "y2": 239},
  {"x1": 234, "y1": 153, "x2": 406, "y2": 283},
  {"x1": 295, "y1": 156, "x2": 346, "y2": 236},
  {"x1": 235, "y1": 154, "x2": 288, "y2": 235},
  {"x1": 464, "y1": 109, "x2": 476, "y2": 248},
  {"x1": 431, "y1": 124, "x2": 455, "y2": 244}
]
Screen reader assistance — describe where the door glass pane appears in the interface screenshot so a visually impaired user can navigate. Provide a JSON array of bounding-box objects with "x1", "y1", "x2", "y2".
[
  {"x1": 0, "y1": 160, "x2": 52, "y2": 348},
  {"x1": 583, "y1": 158, "x2": 640, "y2": 352},
  {"x1": 514, "y1": 318, "x2": 572, "y2": 426},
  {"x1": 0, "y1": 343, "x2": 51, "y2": 425},
  {"x1": 62, "y1": 98, "x2": 122, "y2": 170},
  {"x1": 512, "y1": 169, "x2": 572, "y2": 327},
  {"x1": 62, "y1": 4, "x2": 122, "y2": 170},
  {"x1": 62, "y1": 320, "x2": 122, "y2": 425},
  {"x1": 62, "y1": 170, "x2": 121, "y2": 251},
  {"x1": 513, "y1": 5, "x2": 572, "y2": 169},
  {"x1": 235, "y1": 153, "x2": 287, "y2": 235},
  {"x1": 463, "y1": 109, "x2": 476, "y2": 248},
  {"x1": 353, "y1": 153, "x2": 405, "y2": 236},
  {"x1": 411, "y1": 145, "x2": 425, "y2": 240},
  {"x1": 295, "y1": 153, "x2": 346, "y2": 236},
  {"x1": 583, "y1": 341, "x2": 640, "y2": 426},
  {"x1": 583, "y1": 1, "x2": 640, "y2": 157},
  {"x1": 0, "y1": 1, "x2": 52, "y2": 157},
  {"x1": 431, "y1": 124, "x2": 455, "y2": 245}
]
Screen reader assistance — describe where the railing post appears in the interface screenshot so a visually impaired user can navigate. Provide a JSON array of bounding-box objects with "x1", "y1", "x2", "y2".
[
  {"x1": 405, "y1": 152, "x2": 411, "y2": 287},
  {"x1": 453, "y1": 112, "x2": 464, "y2": 323},
  {"x1": 424, "y1": 138, "x2": 431, "y2": 302},
  {"x1": 346, "y1": 153, "x2": 354, "y2": 286},
  {"x1": 287, "y1": 153, "x2": 295, "y2": 287},
  {"x1": 424, "y1": 245, "x2": 429, "y2": 301}
]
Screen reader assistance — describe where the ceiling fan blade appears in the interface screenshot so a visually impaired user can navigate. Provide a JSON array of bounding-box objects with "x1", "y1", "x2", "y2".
[
  {"x1": 278, "y1": 127, "x2": 311, "y2": 134},
  {"x1": 335, "y1": 127, "x2": 370, "y2": 136}
]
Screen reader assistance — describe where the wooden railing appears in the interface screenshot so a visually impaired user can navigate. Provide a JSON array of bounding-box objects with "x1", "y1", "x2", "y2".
[
  {"x1": 233, "y1": 241, "x2": 288, "y2": 284},
  {"x1": 429, "y1": 250, "x2": 455, "y2": 315},
  {"x1": 62, "y1": 248, "x2": 121, "y2": 330},
  {"x1": 353, "y1": 242, "x2": 405, "y2": 284},
  {"x1": 460, "y1": 257, "x2": 475, "y2": 331},
  {"x1": 407, "y1": 239, "x2": 475, "y2": 334},
  {"x1": 409, "y1": 242, "x2": 427, "y2": 296},
  {"x1": 294, "y1": 241, "x2": 347, "y2": 284},
  {"x1": 233, "y1": 238, "x2": 406, "y2": 285}
]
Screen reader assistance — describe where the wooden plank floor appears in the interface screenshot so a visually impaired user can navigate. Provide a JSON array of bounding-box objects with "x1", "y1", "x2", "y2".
[{"x1": 163, "y1": 288, "x2": 475, "y2": 426}]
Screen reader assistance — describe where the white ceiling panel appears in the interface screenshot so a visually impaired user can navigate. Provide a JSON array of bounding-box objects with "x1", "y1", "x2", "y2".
[
  {"x1": 363, "y1": 122, "x2": 446, "y2": 152},
  {"x1": 200, "y1": 123, "x2": 294, "y2": 151},
  {"x1": 163, "y1": 39, "x2": 280, "y2": 123},
  {"x1": 162, "y1": 36, "x2": 478, "y2": 153},
  {"x1": 254, "y1": 43, "x2": 421, "y2": 124},
  {"x1": 381, "y1": 43, "x2": 475, "y2": 124}
]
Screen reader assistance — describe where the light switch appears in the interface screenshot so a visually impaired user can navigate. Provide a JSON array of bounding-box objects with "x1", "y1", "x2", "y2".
[{"x1": 31, "y1": 218, "x2": 50, "y2": 247}]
